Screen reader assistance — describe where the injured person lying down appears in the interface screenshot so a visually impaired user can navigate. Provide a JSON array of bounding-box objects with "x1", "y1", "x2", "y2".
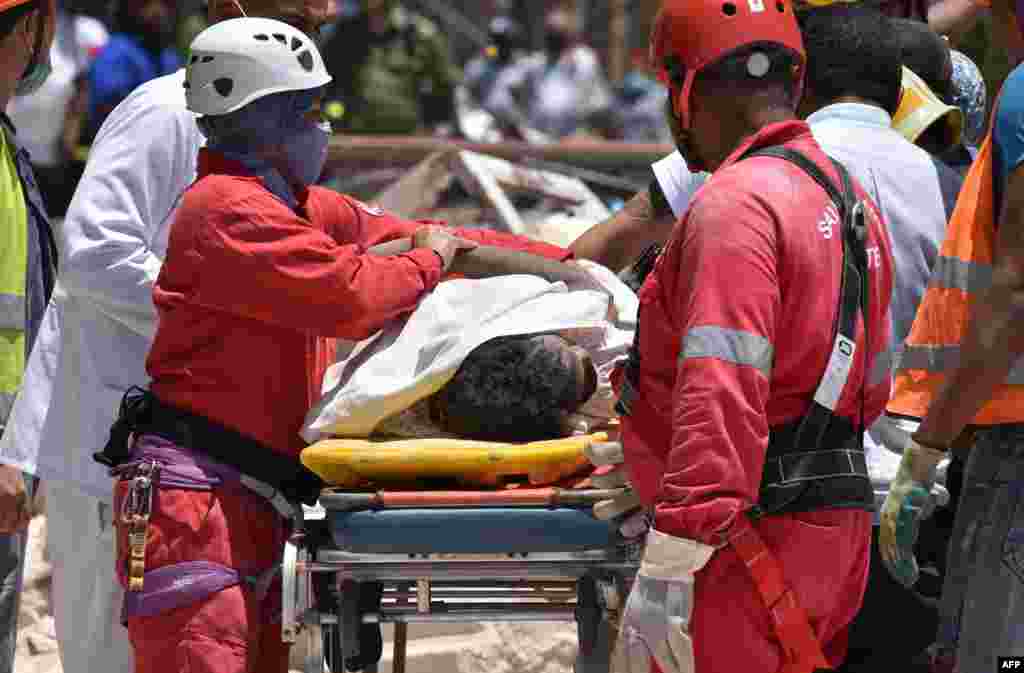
[{"x1": 302, "y1": 260, "x2": 636, "y2": 443}]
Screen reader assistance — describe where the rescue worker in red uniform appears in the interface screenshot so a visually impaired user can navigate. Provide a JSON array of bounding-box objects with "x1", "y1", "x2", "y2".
[
  {"x1": 95, "y1": 17, "x2": 587, "y2": 673},
  {"x1": 612, "y1": 1, "x2": 895, "y2": 672}
]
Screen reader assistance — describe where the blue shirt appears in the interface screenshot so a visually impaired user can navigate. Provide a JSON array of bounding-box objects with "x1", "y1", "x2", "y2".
[
  {"x1": 994, "y1": 63, "x2": 1024, "y2": 219},
  {"x1": 86, "y1": 35, "x2": 181, "y2": 140}
]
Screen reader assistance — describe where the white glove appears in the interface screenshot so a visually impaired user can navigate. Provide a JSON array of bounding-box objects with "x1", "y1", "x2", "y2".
[
  {"x1": 612, "y1": 529, "x2": 716, "y2": 673},
  {"x1": 586, "y1": 442, "x2": 648, "y2": 539}
]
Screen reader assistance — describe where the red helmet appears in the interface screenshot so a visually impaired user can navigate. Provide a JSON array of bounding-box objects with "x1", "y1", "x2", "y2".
[{"x1": 651, "y1": 0, "x2": 806, "y2": 129}]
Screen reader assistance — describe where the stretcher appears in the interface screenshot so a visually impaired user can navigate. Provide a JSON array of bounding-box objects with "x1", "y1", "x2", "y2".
[
  {"x1": 283, "y1": 486, "x2": 640, "y2": 673},
  {"x1": 284, "y1": 477, "x2": 950, "y2": 673}
]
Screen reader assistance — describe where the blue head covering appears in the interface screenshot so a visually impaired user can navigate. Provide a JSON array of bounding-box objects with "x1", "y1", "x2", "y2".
[
  {"x1": 949, "y1": 50, "x2": 987, "y2": 148},
  {"x1": 203, "y1": 88, "x2": 328, "y2": 207}
]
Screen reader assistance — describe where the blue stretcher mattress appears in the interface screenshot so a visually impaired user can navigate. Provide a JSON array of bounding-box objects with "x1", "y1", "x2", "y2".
[{"x1": 328, "y1": 507, "x2": 622, "y2": 554}]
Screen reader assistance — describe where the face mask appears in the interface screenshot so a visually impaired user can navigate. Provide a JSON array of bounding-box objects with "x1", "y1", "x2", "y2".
[
  {"x1": 16, "y1": 53, "x2": 52, "y2": 96},
  {"x1": 276, "y1": 121, "x2": 331, "y2": 188},
  {"x1": 15, "y1": 15, "x2": 52, "y2": 96}
]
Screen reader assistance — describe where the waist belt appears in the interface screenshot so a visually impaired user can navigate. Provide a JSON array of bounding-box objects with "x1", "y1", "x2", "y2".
[
  {"x1": 728, "y1": 513, "x2": 834, "y2": 673},
  {"x1": 96, "y1": 388, "x2": 324, "y2": 506},
  {"x1": 758, "y1": 415, "x2": 872, "y2": 515}
]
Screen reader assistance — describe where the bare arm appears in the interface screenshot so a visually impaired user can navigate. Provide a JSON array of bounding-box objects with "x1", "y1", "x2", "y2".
[
  {"x1": 367, "y1": 237, "x2": 591, "y2": 286},
  {"x1": 928, "y1": 0, "x2": 983, "y2": 40},
  {"x1": 569, "y1": 190, "x2": 677, "y2": 272},
  {"x1": 913, "y1": 165, "x2": 1024, "y2": 448}
]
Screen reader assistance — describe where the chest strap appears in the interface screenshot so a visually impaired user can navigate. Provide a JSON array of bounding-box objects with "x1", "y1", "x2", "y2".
[
  {"x1": 617, "y1": 145, "x2": 874, "y2": 515},
  {"x1": 742, "y1": 146, "x2": 873, "y2": 516}
]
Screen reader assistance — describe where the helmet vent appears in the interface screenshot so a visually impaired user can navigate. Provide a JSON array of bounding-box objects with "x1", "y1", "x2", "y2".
[
  {"x1": 722, "y1": 2, "x2": 737, "y2": 15},
  {"x1": 297, "y1": 50, "x2": 315, "y2": 72},
  {"x1": 190, "y1": 55, "x2": 199, "y2": 64},
  {"x1": 254, "y1": 34, "x2": 269, "y2": 41},
  {"x1": 214, "y1": 78, "x2": 234, "y2": 97},
  {"x1": 292, "y1": 37, "x2": 303, "y2": 51},
  {"x1": 201, "y1": 56, "x2": 214, "y2": 63},
  {"x1": 273, "y1": 33, "x2": 288, "y2": 44},
  {"x1": 776, "y1": 1, "x2": 785, "y2": 10}
]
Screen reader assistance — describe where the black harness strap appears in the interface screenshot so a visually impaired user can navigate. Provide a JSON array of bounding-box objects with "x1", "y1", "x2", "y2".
[
  {"x1": 741, "y1": 146, "x2": 873, "y2": 515},
  {"x1": 616, "y1": 143, "x2": 875, "y2": 516}
]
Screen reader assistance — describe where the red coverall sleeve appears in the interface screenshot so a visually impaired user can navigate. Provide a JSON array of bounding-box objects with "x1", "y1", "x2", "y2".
[
  {"x1": 193, "y1": 193, "x2": 445, "y2": 341},
  {"x1": 653, "y1": 189, "x2": 779, "y2": 545}
]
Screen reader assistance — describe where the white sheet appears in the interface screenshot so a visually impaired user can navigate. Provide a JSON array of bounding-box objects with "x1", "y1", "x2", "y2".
[{"x1": 301, "y1": 261, "x2": 637, "y2": 442}]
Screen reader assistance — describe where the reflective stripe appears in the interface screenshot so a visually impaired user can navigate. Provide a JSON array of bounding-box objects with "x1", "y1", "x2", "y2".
[
  {"x1": 870, "y1": 347, "x2": 893, "y2": 388},
  {"x1": 930, "y1": 256, "x2": 993, "y2": 293},
  {"x1": 680, "y1": 326, "x2": 774, "y2": 377},
  {"x1": 0, "y1": 294, "x2": 23, "y2": 330},
  {"x1": 898, "y1": 344, "x2": 1024, "y2": 384}
]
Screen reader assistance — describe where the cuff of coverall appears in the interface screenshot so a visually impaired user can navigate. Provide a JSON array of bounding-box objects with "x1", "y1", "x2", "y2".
[
  {"x1": 639, "y1": 528, "x2": 717, "y2": 580},
  {"x1": 402, "y1": 248, "x2": 446, "y2": 287},
  {"x1": 653, "y1": 496, "x2": 743, "y2": 548}
]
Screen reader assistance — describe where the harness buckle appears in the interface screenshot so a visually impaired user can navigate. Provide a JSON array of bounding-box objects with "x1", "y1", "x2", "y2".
[{"x1": 122, "y1": 461, "x2": 160, "y2": 592}]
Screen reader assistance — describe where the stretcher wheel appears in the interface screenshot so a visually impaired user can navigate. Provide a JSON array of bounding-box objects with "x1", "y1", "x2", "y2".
[
  {"x1": 311, "y1": 572, "x2": 346, "y2": 673},
  {"x1": 575, "y1": 573, "x2": 614, "y2": 673},
  {"x1": 337, "y1": 581, "x2": 384, "y2": 672}
]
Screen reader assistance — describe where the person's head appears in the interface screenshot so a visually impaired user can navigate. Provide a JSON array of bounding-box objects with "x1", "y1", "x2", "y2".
[
  {"x1": 544, "y1": 8, "x2": 578, "y2": 57},
  {"x1": 949, "y1": 49, "x2": 987, "y2": 147},
  {"x1": 796, "y1": 5, "x2": 902, "y2": 117},
  {"x1": 892, "y1": 65, "x2": 963, "y2": 155},
  {"x1": 651, "y1": 0, "x2": 805, "y2": 172},
  {"x1": 436, "y1": 334, "x2": 598, "y2": 443},
  {"x1": 362, "y1": 0, "x2": 394, "y2": 20},
  {"x1": 487, "y1": 15, "x2": 522, "y2": 63},
  {"x1": 891, "y1": 18, "x2": 953, "y2": 103},
  {"x1": 208, "y1": 0, "x2": 336, "y2": 39},
  {"x1": 186, "y1": 17, "x2": 333, "y2": 189},
  {"x1": 117, "y1": 0, "x2": 176, "y2": 50},
  {"x1": 0, "y1": 0, "x2": 56, "y2": 105}
]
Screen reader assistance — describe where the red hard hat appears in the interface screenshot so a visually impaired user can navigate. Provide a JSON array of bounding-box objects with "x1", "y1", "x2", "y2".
[
  {"x1": 0, "y1": 0, "x2": 36, "y2": 11},
  {"x1": 651, "y1": 0, "x2": 805, "y2": 129}
]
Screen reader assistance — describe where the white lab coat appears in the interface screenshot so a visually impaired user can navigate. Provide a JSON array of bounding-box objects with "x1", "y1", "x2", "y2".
[{"x1": 0, "y1": 70, "x2": 203, "y2": 673}]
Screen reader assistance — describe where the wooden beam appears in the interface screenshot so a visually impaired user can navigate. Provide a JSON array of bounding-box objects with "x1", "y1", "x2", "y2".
[{"x1": 327, "y1": 136, "x2": 674, "y2": 171}]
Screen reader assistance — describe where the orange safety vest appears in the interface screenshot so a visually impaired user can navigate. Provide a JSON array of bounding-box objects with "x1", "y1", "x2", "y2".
[{"x1": 888, "y1": 130, "x2": 1024, "y2": 424}]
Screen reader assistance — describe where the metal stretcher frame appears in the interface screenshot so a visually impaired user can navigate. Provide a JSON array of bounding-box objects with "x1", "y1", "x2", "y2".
[
  {"x1": 283, "y1": 504, "x2": 641, "y2": 673},
  {"x1": 282, "y1": 472, "x2": 937, "y2": 673}
]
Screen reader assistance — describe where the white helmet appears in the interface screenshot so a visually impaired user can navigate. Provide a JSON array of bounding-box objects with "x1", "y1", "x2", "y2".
[{"x1": 185, "y1": 17, "x2": 332, "y2": 116}]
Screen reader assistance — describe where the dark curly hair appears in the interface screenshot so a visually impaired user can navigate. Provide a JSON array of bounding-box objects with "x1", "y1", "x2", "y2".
[
  {"x1": 436, "y1": 335, "x2": 580, "y2": 443},
  {"x1": 798, "y1": 5, "x2": 903, "y2": 116},
  {"x1": 891, "y1": 18, "x2": 954, "y2": 104}
]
